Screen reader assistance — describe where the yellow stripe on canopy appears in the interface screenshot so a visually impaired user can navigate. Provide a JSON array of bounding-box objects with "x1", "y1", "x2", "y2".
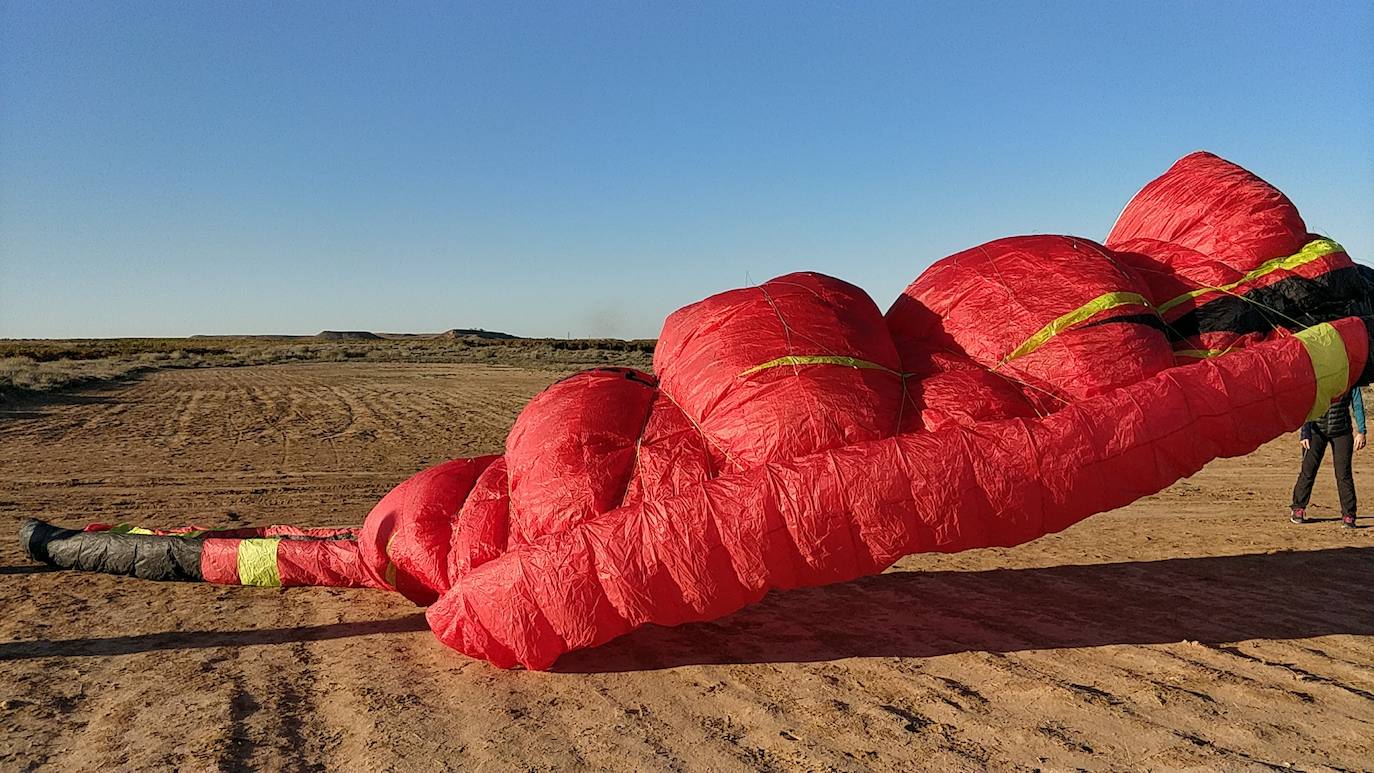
[
  {"x1": 738, "y1": 355, "x2": 899, "y2": 379},
  {"x1": 998, "y1": 291, "x2": 1153, "y2": 367},
  {"x1": 1157, "y1": 238, "x2": 1344, "y2": 315}
]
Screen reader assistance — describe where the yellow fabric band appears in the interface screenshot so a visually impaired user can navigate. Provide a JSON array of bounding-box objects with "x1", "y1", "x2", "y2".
[
  {"x1": 1293, "y1": 323, "x2": 1351, "y2": 421},
  {"x1": 383, "y1": 532, "x2": 398, "y2": 588},
  {"x1": 236, "y1": 538, "x2": 283, "y2": 587}
]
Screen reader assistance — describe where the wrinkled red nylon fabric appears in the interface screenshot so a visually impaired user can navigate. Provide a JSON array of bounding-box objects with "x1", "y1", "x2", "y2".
[
  {"x1": 428, "y1": 319, "x2": 1368, "y2": 669},
  {"x1": 101, "y1": 152, "x2": 1369, "y2": 669},
  {"x1": 655, "y1": 272, "x2": 905, "y2": 470},
  {"x1": 408, "y1": 151, "x2": 1368, "y2": 669},
  {"x1": 505, "y1": 368, "x2": 657, "y2": 546},
  {"x1": 1107, "y1": 151, "x2": 1307, "y2": 267},
  {"x1": 888, "y1": 234, "x2": 1177, "y2": 410}
]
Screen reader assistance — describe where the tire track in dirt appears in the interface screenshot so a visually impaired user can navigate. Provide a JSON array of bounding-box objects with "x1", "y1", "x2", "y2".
[{"x1": 316, "y1": 385, "x2": 358, "y2": 470}]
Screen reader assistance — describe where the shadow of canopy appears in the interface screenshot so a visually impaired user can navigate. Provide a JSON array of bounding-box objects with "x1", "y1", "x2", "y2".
[
  {"x1": 0, "y1": 614, "x2": 430, "y2": 661},
  {"x1": 557, "y1": 546, "x2": 1374, "y2": 672}
]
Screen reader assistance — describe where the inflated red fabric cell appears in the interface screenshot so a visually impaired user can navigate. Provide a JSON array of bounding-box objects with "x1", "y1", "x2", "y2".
[
  {"x1": 505, "y1": 368, "x2": 657, "y2": 546},
  {"x1": 655, "y1": 272, "x2": 904, "y2": 468},
  {"x1": 889, "y1": 235, "x2": 1175, "y2": 404},
  {"x1": 391, "y1": 457, "x2": 496, "y2": 596},
  {"x1": 427, "y1": 319, "x2": 1369, "y2": 669},
  {"x1": 1148, "y1": 238, "x2": 1352, "y2": 317},
  {"x1": 1112, "y1": 238, "x2": 1312, "y2": 360},
  {"x1": 1106, "y1": 154, "x2": 1359, "y2": 359},
  {"x1": 356, "y1": 457, "x2": 496, "y2": 604},
  {"x1": 1106, "y1": 151, "x2": 1307, "y2": 266},
  {"x1": 1109, "y1": 239, "x2": 1235, "y2": 308},
  {"x1": 1122, "y1": 237, "x2": 1354, "y2": 318}
]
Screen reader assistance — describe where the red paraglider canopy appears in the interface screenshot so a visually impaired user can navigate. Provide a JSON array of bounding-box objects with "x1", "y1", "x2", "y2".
[{"x1": 22, "y1": 152, "x2": 1372, "y2": 672}]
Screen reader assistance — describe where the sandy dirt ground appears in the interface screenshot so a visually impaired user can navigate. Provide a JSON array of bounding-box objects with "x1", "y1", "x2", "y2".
[{"x1": 1, "y1": 362, "x2": 1371, "y2": 772}]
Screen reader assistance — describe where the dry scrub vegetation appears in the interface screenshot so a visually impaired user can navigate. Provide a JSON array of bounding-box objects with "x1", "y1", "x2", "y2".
[{"x1": 0, "y1": 336, "x2": 655, "y2": 401}]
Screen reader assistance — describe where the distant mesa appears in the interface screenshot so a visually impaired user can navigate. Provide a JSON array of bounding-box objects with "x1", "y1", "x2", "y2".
[
  {"x1": 437, "y1": 328, "x2": 519, "y2": 340},
  {"x1": 315, "y1": 330, "x2": 383, "y2": 340},
  {"x1": 319, "y1": 328, "x2": 521, "y2": 341}
]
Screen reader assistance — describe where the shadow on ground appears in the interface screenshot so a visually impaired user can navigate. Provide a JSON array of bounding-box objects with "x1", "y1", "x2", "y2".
[
  {"x1": 0, "y1": 614, "x2": 430, "y2": 660},
  {"x1": 558, "y1": 546, "x2": 1374, "y2": 672},
  {"x1": 3, "y1": 548, "x2": 1370, "y2": 668},
  {"x1": 0, "y1": 565, "x2": 60, "y2": 575}
]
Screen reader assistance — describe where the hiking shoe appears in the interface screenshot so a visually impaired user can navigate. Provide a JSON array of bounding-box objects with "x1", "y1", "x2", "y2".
[
  {"x1": 1290, "y1": 507, "x2": 1307, "y2": 524},
  {"x1": 1342, "y1": 514, "x2": 1357, "y2": 529}
]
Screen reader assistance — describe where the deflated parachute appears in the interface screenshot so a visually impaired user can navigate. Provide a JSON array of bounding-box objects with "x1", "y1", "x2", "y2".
[{"x1": 21, "y1": 152, "x2": 1373, "y2": 670}]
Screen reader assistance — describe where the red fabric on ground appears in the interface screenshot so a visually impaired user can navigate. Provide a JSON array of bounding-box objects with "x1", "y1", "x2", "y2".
[
  {"x1": 199, "y1": 539, "x2": 240, "y2": 585},
  {"x1": 277, "y1": 538, "x2": 378, "y2": 589}
]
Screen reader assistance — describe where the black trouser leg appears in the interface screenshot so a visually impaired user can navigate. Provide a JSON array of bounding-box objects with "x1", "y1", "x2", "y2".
[
  {"x1": 1292, "y1": 430, "x2": 1331, "y2": 509},
  {"x1": 1330, "y1": 432, "x2": 1358, "y2": 517}
]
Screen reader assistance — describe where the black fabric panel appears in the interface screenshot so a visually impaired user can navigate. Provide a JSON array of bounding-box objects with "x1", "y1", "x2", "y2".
[
  {"x1": 20, "y1": 519, "x2": 204, "y2": 581},
  {"x1": 1164, "y1": 266, "x2": 1370, "y2": 342}
]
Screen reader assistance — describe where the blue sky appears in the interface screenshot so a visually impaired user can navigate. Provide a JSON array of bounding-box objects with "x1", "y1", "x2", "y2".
[{"x1": 2, "y1": 1, "x2": 1371, "y2": 339}]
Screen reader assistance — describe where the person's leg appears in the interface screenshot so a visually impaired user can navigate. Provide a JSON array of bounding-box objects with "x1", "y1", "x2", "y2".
[
  {"x1": 1291, "y1": 430, "x2": 1330, "y2": 520},
  {"x1": 1330, "y1": 432, "x2": 1358, "y2": 526}
]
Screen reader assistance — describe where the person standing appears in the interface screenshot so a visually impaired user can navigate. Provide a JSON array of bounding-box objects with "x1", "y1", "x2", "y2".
[{"x1": 1291, "y1": 388, "x2": 1366, "y2": 528}]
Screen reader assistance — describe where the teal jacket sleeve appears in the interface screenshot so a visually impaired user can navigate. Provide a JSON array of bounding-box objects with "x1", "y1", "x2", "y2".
[{"x1": 1354, "y1": 389, "x2": 1366, "y2": 435}]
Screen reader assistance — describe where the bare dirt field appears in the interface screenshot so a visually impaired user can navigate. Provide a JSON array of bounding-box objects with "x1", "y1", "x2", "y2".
[{"x1": 1, "y1": 362, "x2": 1371, "y2": 772}]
